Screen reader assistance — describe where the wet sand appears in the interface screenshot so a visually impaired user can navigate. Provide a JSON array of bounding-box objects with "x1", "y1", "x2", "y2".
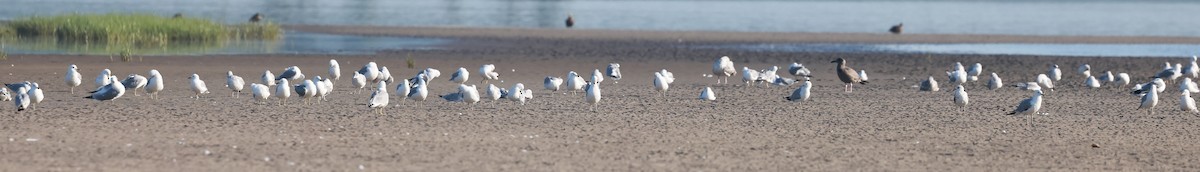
[{"x1": 3, "y1": 26, "x2": 1200, "y2": 171}]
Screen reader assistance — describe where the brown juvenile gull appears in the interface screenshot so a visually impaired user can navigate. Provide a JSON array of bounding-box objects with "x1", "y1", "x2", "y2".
[{"x1": 831, "y1": 58, "x2": 868, "y2": 92}]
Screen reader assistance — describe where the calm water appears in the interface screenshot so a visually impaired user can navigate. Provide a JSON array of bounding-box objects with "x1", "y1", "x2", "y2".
[
  {"x1": 1, "y1": 32, "x2": 449, "y2": 55},
  {"x1": 2, "y1": 0, "x2": 1199, "y2": 36},
  {"x1": 708, "y1": 43, "x2": 1200, "y2": 57}
]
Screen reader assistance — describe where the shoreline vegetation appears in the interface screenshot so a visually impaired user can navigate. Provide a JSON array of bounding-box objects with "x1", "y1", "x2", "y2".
[{"x1": 0, "y1": 13, "x2": 281, "y2": 56}]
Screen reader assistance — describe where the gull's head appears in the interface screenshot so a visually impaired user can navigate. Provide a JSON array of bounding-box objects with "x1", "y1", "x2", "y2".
[
  {"x1": 831, "y1": 58, "x2": 845, "y2": 63},
  {"x1": 227, "y1": 71, "x2": 234, "y2": 76},
  {"x1": 69, "y1": 64, "x2": 77, "y2": 70},
  {"x1": 190, "y1": 74, "x2": 199, "y2": 79},
  {"x1": 150, "y1": 69, "x2": 160, "y2": 76}
]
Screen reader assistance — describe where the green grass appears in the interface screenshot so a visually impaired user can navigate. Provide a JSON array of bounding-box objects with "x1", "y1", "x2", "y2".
[{"x1": 1, "y1": 13, "x2": 280, "y2": 48}]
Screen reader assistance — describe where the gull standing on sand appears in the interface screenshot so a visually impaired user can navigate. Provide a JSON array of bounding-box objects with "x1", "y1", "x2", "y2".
[
  {"x1": 294, "y1": 79, "x2": 316, "y2": 104},
  {"x1": 357, "y1": 62, "x2": 380, "y2": 83},
  {"x1": 0, "y1": 88, "x2": 10, "y2": 101},
  {"x1": 368, "y1": 81, "x2": 389, "y2": 115},
  {"x1": 1140, "y1": 86, "x2": 1159, "y2": 114},
  {"x1": 660, "y1": 69, "x2": 676, "y2": 84},
  {"x1": 954, "y1": 85, "x2": 969, "y2": 109},
  {"x1": 947, "y1": 68, "x2": 967, "y2": 85},
  {"x1": 27, "y1": 83, "x2": 43, "y2": 110},
  {"x1": 1180, "y1": 78, "x2": 1199, "y2": 93},
  {"x1": 1048, "y1": 64, "x2": 1062, "y2": 81},
  {"x1": 479, "y1": 64, "x2": 500, "y2": 84},
  {"x1": 566, "y1": 71, "x2": 585, "y2": 95},
  {"x1": 786, "y1": 79, "x2": 812, "y2": 102},
  {"x1": 14, "y1": 90, "x2": 29, "y2": 111},
  {"x1": 591, "y1": 69, "x2": 605, "y2": 84},
  {"x1": 65, "y1": 64, "x2": 82, "y2": 94},
  {"x1": 250, "y1": 83, "x2": 270, "y2": 102},
  {"x1": 1155, "y1": 65, "x2": 1183, "y2": 84},
  {"x1": 788, "y1": 62, "x2": 812, "y2": 77},
  {"x1": 713, "y1": 56, "x2": 736, "y2": 84},
  {"x1": 1117, "y1": 73, "x2": 1131, "y2": 88},
  {"x1": 700, "y1": 87, "x2": 716, "y2": 101},
  {"x1": 1182, "y1": 92, "x2": 1198, "y2": 113},
  {"x1": 1186, "y1": 56, "x2": 1200, "y2": 78},
  {"x1": 395, "y1": 79, "x2": 411, "y2": 102},
  {"x1": 261, "y1": 70, "x2": 275, "y2": 87},
  {"x1": 146, "y1": 70, "x2": 164, "y2": 99},
  {"x1": 275, "y1": 79, "x2": 291, "y2": 105},
  {"x1": 486, "y1": 84, "x2": 502, "y2": 102},
  {"x1": 226, "y1": 71, "x2": 245, "y2": 98},
  {"x1": 85, "y1": 76, "x2": 125, "y2": 101},
  {"x1": 1131, "y1": 78, "x2": 1165, "y2": 97},
  {"x1": 858, "y1": 70, "x2": 869, "y2": 82},
  {"x1": 351, "y1": 72, "x2": 367, "y2": 94},
  {"x1": 1037, "y1": 74, "x2": 1055, "y2": 91},
  {"x1": 832, "y1": 58, "x2": 869, "y2": 92},
  {"x1": 606, "y1": 63, "x2": 622, "y2": 83},
  {"x1": 408, "y1": 78, "x2": 429, "y2": 101},
  {"x1": 1085, "y1": 75, "x2": 1101, "y2": 88},
  {"x1": 507, "y1": 83, "x2": 527, "y2": 105},
  {"x1": 759, "y1": 66, "x2": 781, "y2": 85},
  {"x1": 1098, "y1": 71, "x2": 1115, "y2": 85},
  {"x1": 121, "y1": 74, "x2": 148, "y2": 96},
  {"x1": 585, "y1": 82, "x2": 602, "y2": 107},
  {"x1": 1078, "y1": 64, "x2": 1091, "y2": 77},
  {"x1": 450, "y1": 67, "x2": 470, "y2": 84},
  {"x1": 920, "y1": 76, "x2": 939, "y2": 92},
  {"x1": 742, "y1": 67, "x2": 761, "y2": 86},
  {"x1": 460, "y1": 84, "x2": 481, "y2": 104},
  {"x1": 378, "y1": 66, "x2": 395, "y2": 84},
  {"x1": 329, "y1": 59, "x2": 341, "y2": 80},
  {"x1": 95, "y1": 69, "x2": 113, "y2": 89},
  {"x1": 277, "y1": 66, "x2": 305, "y2": 81},
  {"x1": 313, "y1": 76, "x2": 333, "y2": 102},
  {"x1": 988, "y1": 73, "x2": 1003, "y2": 90},
  {"x1": 1008, "y1": 90, "x2": 1044, "y2": 115},
  {"x1": 967, "y1": 63, "x2": 983, "y2": 82},
  {"x1": 413, "y1": 68, "x2": 441, "y2": 82},
  {"x1": 189, "y1": 74, "x2": 210, "y2": 99},
  {"x1": 653, "y1": 72, "x2": 670, "y2": 96},
  {"x1": 545, "y1": 76, "x2": 563, "y2": 91}
]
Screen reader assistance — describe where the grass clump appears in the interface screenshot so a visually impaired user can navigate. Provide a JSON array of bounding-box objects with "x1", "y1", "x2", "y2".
[{"x1": 5, "y1": 13, "x2": 281, "y2": 50}]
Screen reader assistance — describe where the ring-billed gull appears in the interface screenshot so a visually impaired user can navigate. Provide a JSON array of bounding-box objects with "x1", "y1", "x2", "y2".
[
  {"x1": 407, "y1": 77, "x2": 428, "y2": 101},
  {"x1": 357, "y1": 62, "x2": 379, "y2": 83},
  {"x1": 274, "y1": 79, "x2": 291, "y2": 105},
  {"x1": 1085, "y1": 75, "x2": 1100, "y2": 88},
  {"x1": 146, "y1": 70, "x2": 164, "y2": 99},
  {"x1": 700, "y1": 87, "x2": 716, "y2": 101},
  {"x1": 660, "y1": 69, "x2": 676, "y2": 84},
  {"x1": 450, "y1": 67, "x2": 470, "y2": 84},
  {"x1": 226, "y1": 71, "x2": 245, "y2": 98},
  {"x1": 1180, "y1": 78, "x2": 1199, "y2": 93},
  {"x1": 1007, "y1": 90, "x2": 1044, "y2": 115},
  {"x1": 352, "y1": 72, "x2": 367, "y2": 94},
  {"x1": 772, "y1": 77, "x2": 799, "y2": 86},
  {"x1": 329, "y1": 59, "x2": 341, "y2": 80},
  {"x1": 189, "y1": 74, "x2": 210, "y2": 99},
  {"x1": 832, "y1": 58, "x2": 868, "y2": 92},
  {"x1": 988, "y1": 73, "x2": 1003, "y2": 90},
  {"x1": 411, "y1": 68, "x2": 441, "y2": 83},
  {"x1": 566, "y1": 71, "x2": 585, "y2": 95},
  {"x1": 0, "y1": 88, "x2": 10, "y2": 101},
  {"x1": 261, "y1": 70, "x2": 275, "y2": 87},
  {"x1": 967, "y1": 63, "x2": 983, "y2": 82},
  {"x1": 1139, "y1": 86, "x2": 1159, "y2": 114},
  {"x1": 479, "y1": 64, "x2": 500, "y2": 84},
  {"x1": 486, "y1": 84, "x2": 502, "y2": 102},
  {"x1": 591, "y1": 69, "x2": 605, "y2": 84},
  {"x1": 585, "y1": 82, "x2": 602, "y2": 107},
  {"x1": 507, "y1": 83, "x2": 527, "y2": 105},
  {"x1": 1154, "y1": 65, "x2": 1182, "y2": 84},
  {"x1": 295, "y1": 79, "x2": 316, "y2": 104},
  {"x1": 946, "y1": 68, "x2": 967, "y2": 85},
  {"x1": 1187, "y1": 56, "x2": 1199, "y2": 78},
  {"x1": 85, "y1": 76, "x2": 125, "y2": 101},
  {"x1": 759, "y1": 66, "x2": 780, "y2": 86},
  {"x1": 27, "y1": 82, "x2": 43, "y2": 110},
  {"x1": 1036, "y1": 74, "x2": 1055, "y2": 91},
  {"x1": 1116, "y1": 73, "x2": 1131, "y2": 88},
  {"x1": 65, "y1": 64, "x2": 82, "y2": 94},
  {"x1": 786, "y1": 79, "x2": 811, "y2": 102},
  {"x1": 95, "y1": 69, "x2": 112, "y2": 89},
  {"x1": 378, "y1": 66, "x2": 394, "y2": 84},
  {"x1": 1182, "y1": 92, "x2": 1198, "y2": 113},
  {"x1": 1131, "y1": 78, "x2": 1165, "y2": 97},
  {"x1": 858, "y1": 70, "x2": 869, "y2": 82},
  {"x1": 606, "y1": 63, "x2": 622, "y2": 83},
  {"x1": 368, "y1": 81, "x2": 389, "y2": 115},
  {"x1": 1098, "y1": 71, "x2": 1115, "y2": 85},
  {"x1": 788, "y1": 62, "x2": 812, "y2": 77},
  {"x1": 653, "y1": 72, "x2": 669, "y2": 96},
  {"x1": 311, "y1": 76, "x2": 331, "y2": 102},
  {"x1": 741, "y1": 67, "x2": 760, "y2": 86},
  {"x1": 1048, "y1": 64, "x2": 1061, "y2": 81},
  {"x1": 121, "y1": 74, "x2": 148, "y2": 96},
  {"x1": 395, "y1": 79, "x2": 411, "y2": 102},
  {"x1": 713, "y1": 56, "x2": 736, "y2": 84},
  {"x1": 920, "y1": 76, "x2": 939, "y2": 92},
  {"x1": 14, "y1": 91, "x2": 28, "y2": 111},
  {"x1": 954, "y1": 85, "x2": 968, "y2": 109},
  {"x1": 1013, "y1": 82, "x2": 1042, "y2": 91},
  {"x1": 461, "y1": 84, "x2": 481, "y2": 104},
  {"x1": 544, "y1": 76, "x2": 563, "y2": 91},
  {"x1": 277, "y1": 66, "x2": 305, "y2": 81},
  {"x1": 1078, "y1": 64, "x2": 1091, "y2": 77},
  {"x1": 250, "y1": 83, "x2": 270, "y2": 102}
]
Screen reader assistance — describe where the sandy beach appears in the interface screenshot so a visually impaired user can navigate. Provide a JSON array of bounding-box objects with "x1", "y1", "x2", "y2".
[{"x1": 3, "y1": 26, "x2": 1200, "y2": 171}]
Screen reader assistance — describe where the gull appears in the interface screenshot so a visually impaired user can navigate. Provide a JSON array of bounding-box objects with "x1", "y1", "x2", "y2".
[
  {"x1": 953, "y1": 85, "x2": 968, "y2": 109},
  {"x1": 713, "y1": 56, "x2": 736, "y2": 84},
  {"x1": 953, "y1": 62, "x2": 965, "y2": 71},
  {"x1": 506, "y1": 83, "x2": 527, "y2": 105},
  {"x1": 1048, "y1": 64, "x2": 1062, "y2": 81},
  {"x1": 146, "y1": 70, "x2": 164, "y2": 99},
  {"x1": 759, "y1": 66, "x2": 781, "y2": 85},
  {"x1": 6, "y1": 82, "x2": 30, "y2": 94},
  {"x1": 460, "y1": 84, "x2": 481, "y2": 104},
  {"x1": 606, "y1": 63, "x2": 622, "y2": 83},
  {"x1": 329, "y1": 59, "x2": 341, "y2": 80},
  {"x1": 832, "y1": 58, "x2": 868, "y2": 92},
  {"x1": 277, "y1": 66, "x2": 305, "y2": 81},
  {"x1": 591, "y1": 69, "x2": 605, "y2": 84},
  {"x1": 1078, "y1": 64, "x2": 1091, "y2": 77},
  {"x1": 772, "y1": 77, "x2": 799, "y2": 86},
  {"x1": 65, "y1": 64, "x2": 82, "y2": 94},
  {"x1": 411, "y1": 68, "x2": 441, "y2": 83},
  {"x1": 1187, "y1": 56, "x2": 1199, "y2": 78},
  {"x1": 407, "y1": 77, "x2": 428, "y2": 101},
  {"x1": 1180, "y1": 77, "x2": 1199, "y2": 93},
  {"x1": 988, "y1": 73, "x2": 1003, "y2": 90},
  {"x1": 368, "y1": 81, "x2": 389, "y2": 115},
  {"x1": 351, "y1": 72, "x2": 367, "y2": 94},
  {"x1": 274, "y1": 79, "x2": 291, "y2": 105},
  {"x1": 85, "y1": 76, "x2": 125, "y2": 101},
  {"x1": 1139, "y1": 86, "x2": 1159, "y2": 114},
  {"x1": 1098, "y1": 71, "x2": 1115, "y2": 85},
  {"x1": 1116, "y1": 73, "x2": 1131, "y2": 88},
  {"x1": 967, "y1": 63, "x2": 983, "y2": 82},
  {"x1": 261, "y1": 70, "x2": 275, "y2": 87},
  {"x1": 450, "y1": 67, "x2": 470, "y2": 84},
  {"x1": 226, "y1": 71, "x2": 245, "y2": 98},
  {"x1": 920, "y1": 76, "x2": 939, "y2": 92},
  {"x1": 0, "y1": 88, "x2": 10, "y2": 101},
  {"x1": 946, "y1": 69, "x2": 967, "y2": 85},
  {"x1": 544, "y1": 76, "x2": 563, "y2": 91},
  {"x1": 1036, "y1": 74, "x2": 1055, "y2": 91},
  {"x1": 1085, "y1": 75, "x2": 1100, "y2": 88},
  {"x1": 486, "y1": 84, "x2": 502, "y2": 102},
  {"x1": 858, "y1": 70, "x2": 869, "y2": 82},
  {"x1": 250, "y1": 83, "x2": 270, "y2": 102},
  {"x1": 189, "y1": 74, "x2": 210, "y2": 99},
  {"x1": 1013, "y1": 82, "x2": 1042, "y2": 91},
  {"x1": 699, "y1": 87, "x2": 716, "y2": 101},
  {"x1": 653, "y1": 72, "x2": 670, "y2": 96},
  {"x1": 95, "y1": 69, "x2": 112, "y2": 89},
  {"x1": 357, "y1": 62, "x2": 380, "y2": 83},
  {"x1": 378, "y1": 66, "x2": 394, "y2": 84},
  {"x1": 585, "y1": 82, "x2": 602, "y2": 108},
  {"x1": 660, "y1": 69, "x2": 676, "y2": 84},
  {"x1": 786, "y1": 79, "x2": 812, "y2": 102},
  {"x1": 479, "y1": 64, "x2": 500, "y2": 84},
  {"x1": 312, "y1": 76, "x2": 331, "y2": 102},
  {"x1": 121, "y1": 74, "x2": 148, "y2": 96},
  {"x1": 395, "y1": 79, "x2": 412, "y2": 102},
  {"x1": 741, "y1": 67, "x2": 760, "y2": 86},
  {"x1": 294, "y1": 79, "x2": 316, "y2": 104},
  {"x1": 1154, "y1": 64, "x2": 1183, "y2": 84},
  {"x1": 566, "y1": 71, "x2": 586, "y2": 95},
  {"x1": 1131, "y1": 78, "x2": 1164, "y2": 97},
  {"x1": 14, "y1": 91, "x2": 28, "y2": 112},
  {"x1": 1007, "y1": 90, "x2": 1044, "y2": 115},
  {"x1": 1182, "y1": 92, "x2": 1198, "y2": 113},
  {"x1": 27, "y1": 83, "x2": 43, "y2": 110},
  {"x1": 788, "y1": 62, "x2": 812, "y2": 77}
]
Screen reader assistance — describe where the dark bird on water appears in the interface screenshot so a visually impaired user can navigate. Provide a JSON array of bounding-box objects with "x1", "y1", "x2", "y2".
[
  {"x1": 831, "y1": 58, "x2": 868, "y2": 92},
  {"x1": 565, "y1": 14, "x2": 575, "y2": 28},
  {"x1": 889, "y1": 23, "x2": 903, "y2": 34},
  {"x1": 250, "y1": 13, "x2": 264, "y2": 23},
  {"x1": 173, "y1": 13, "x2": 183, "y2": 19}
]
